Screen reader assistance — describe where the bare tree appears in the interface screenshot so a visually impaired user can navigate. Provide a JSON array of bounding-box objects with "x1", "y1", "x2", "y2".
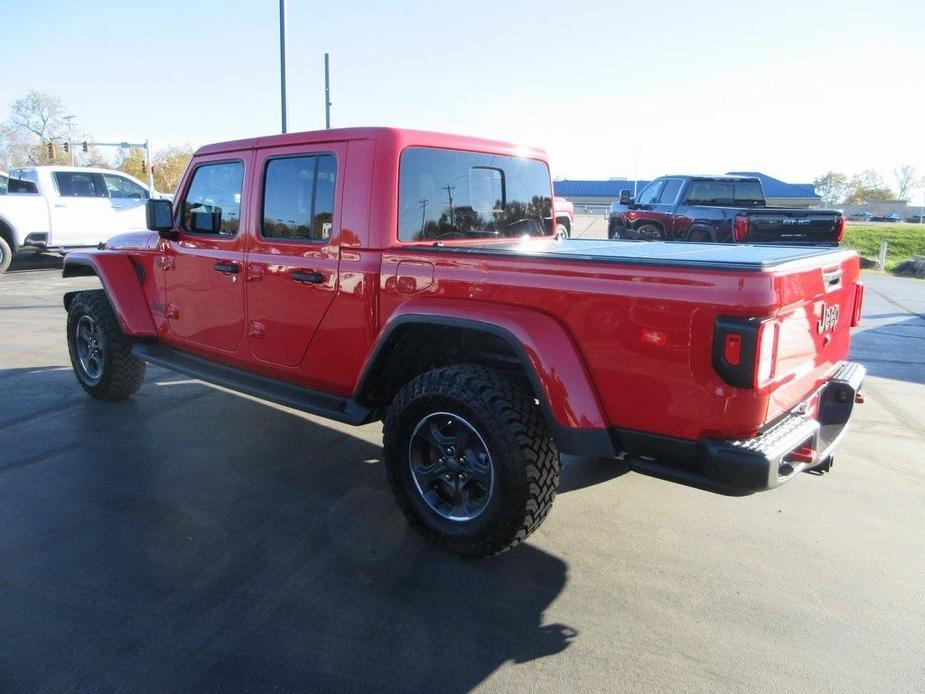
[
  {"x1": 0, "y1": 123, "x2": 34, "y2": 169},
  {"x1": 892, "y1": 165, "x2": 921, "y2": 202},
  {"x1": 9, "y1": 90, "x2": 66, "y2": 142}
]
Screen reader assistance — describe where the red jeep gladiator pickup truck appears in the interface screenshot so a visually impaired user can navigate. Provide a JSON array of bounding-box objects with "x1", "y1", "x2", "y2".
[{"x1": 61, "y1": 127, "x2": 866, "y2": 556}]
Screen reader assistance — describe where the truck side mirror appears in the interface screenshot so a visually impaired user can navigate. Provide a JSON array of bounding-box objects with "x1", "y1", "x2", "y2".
[
  {"x1": 619, "y1": 189, "x2": 633, "y2": 206},
  {"x1": 146, "y1": 198, "x2": 177, "y2": 239}
]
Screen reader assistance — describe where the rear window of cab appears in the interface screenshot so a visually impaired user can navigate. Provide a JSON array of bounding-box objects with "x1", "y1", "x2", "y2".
[{"x1": 398, "y1": 147, "x2": 552, "y2": 242}]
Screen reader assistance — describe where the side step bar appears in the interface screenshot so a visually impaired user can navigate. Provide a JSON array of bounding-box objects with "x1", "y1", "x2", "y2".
[{"x1": 132, "y1": 342, "x2": 374, "y2": 426}]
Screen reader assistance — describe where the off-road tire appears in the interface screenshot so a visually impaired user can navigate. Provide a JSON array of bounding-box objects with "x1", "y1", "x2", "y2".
[
  {"x1": 688, "y1": 228, "x2": 712, "y2": 242},
  {"x1": 636, "y1": 223, "x2": 664, "y2": 240},
  {"x1": 0, "y1": 236, "x2": 12, "y2": 273},
  {"x1": 383, "y1": 364, "x2": 560, "y2": 557},
  {"x1": 67, "y1": 289, "x2": 146, "y2": 400},
  {"x1": 608, "y1": 223, "x2": 624, "y2": 240},
  {"x1": 555, "y1": 223, "x2": 570, "y2": 240}
]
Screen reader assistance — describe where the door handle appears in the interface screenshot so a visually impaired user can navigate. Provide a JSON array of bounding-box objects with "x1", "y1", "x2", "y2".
[
  {"x1": 291, "y1": 270, "x2": 324, "y2": 284},
  {"x1": 213, "y1": 261, "x2": 240, "y2": 274}
]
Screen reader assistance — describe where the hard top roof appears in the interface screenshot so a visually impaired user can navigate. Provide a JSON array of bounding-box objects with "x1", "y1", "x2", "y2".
[{"x1": 195, "y1": 126, "x2": 547, "y2": 159}]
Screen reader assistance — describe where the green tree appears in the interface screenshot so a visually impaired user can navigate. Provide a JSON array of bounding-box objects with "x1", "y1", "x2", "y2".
[
  {"x1": 844, "y1": 169, "x2": 896, "y2": 204},
  {"x1": 118, "y1": 144, "x2": 193, "y2": 194},
  {"x1": 813, "y1": 171, "x2": 850, "y2": 205}
]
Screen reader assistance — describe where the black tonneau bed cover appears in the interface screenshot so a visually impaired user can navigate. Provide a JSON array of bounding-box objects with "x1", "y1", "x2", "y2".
[{"x1": 428, "y1": 238, "x2": 853, "y2": 272}]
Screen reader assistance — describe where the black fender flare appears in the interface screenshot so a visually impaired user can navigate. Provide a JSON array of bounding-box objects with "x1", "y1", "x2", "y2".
[{"x1": 354, "y1": 312, "x2": 617, "y2": 458}]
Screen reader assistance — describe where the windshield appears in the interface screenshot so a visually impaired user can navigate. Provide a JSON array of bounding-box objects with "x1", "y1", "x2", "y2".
[
  {"x1": 684, "y1": 179, "x2": 765, "y2": 206},
  {"x1": 398, "y1": 147, "x2": 552, "y2": 241}
]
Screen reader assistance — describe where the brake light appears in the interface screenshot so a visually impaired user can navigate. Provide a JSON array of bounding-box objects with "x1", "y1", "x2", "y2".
[
  {"x1": 723, "y1": 333, "x2": 742, "y2": 366},
  {"x1": 733, "y1": 215, "x2": 749, "y2": 242},
  {"x1": 835, "y1": 215, "x2": 846, "y2": 242},
  {"x1": 851, "y1": 282, "x2": 864, "y2": 326}
]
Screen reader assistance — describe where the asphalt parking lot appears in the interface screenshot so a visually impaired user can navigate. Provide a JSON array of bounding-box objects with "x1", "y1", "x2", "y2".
[{"x1": 1, "y1": 256, "x2": 923, "y2": 693}]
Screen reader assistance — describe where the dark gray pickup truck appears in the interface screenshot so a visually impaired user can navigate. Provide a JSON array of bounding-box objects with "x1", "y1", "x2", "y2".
[{"x1": 607, "y1": 175, "x2": 845, "y2": 245}]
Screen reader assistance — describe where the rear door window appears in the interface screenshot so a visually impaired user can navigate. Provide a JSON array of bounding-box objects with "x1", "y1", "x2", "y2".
[
  {"x1": 685, "y1": 179, "x2": 764, "y2": 206},
  {"x1": 262, "y1": 154, "x2": 336, "y2": 242},
  {"x1": 54, "y1": 171, "x2": 108, "y2": 198},
  {"x1": 398, "y1": 147, "x2": 552, "y2": 241}
]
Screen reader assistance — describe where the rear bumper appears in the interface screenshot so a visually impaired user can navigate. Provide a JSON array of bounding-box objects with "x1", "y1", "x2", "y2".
[{"x1": 615, "y1": 361, "x2": 866, "y2": 494}]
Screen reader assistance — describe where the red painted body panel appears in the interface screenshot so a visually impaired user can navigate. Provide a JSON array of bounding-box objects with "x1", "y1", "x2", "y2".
[{"x1": 67, "y1": 127, "x2": 863, "y2": 448}]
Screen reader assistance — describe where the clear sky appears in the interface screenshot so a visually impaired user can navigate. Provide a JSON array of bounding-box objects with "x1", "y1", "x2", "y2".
[{"x1": 2, "y1": 0, "x2": 923, "y2": 190}]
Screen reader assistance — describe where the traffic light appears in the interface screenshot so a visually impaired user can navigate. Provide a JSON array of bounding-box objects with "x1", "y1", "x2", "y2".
[
  {"x1": 47, "y1": 142, "x2": 56, "y2": 159},
  {"x1": 141, "y1": 160, "x2": 147, "y2": 174},
  {"x1": 82, "y1": 141, "x2": 88, "y2": 153},
  {"x1": 62, "y1": 141, "x2": 70, "y2": 153}
]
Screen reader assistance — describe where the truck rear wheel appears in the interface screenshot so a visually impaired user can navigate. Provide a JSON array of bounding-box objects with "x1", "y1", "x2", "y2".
[
  {"x1": 67, "y1": 290, "x2": 146, "y2": 400},
  {"x1": 0, "y1": 236, "x2": 12, "y2": 273},
  {"x1": 383, "y1": 364, "x2": 560, "y2": 557}
]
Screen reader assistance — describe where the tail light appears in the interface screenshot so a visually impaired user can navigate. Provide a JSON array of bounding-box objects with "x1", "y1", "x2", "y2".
[
  {"x1": 835, "y1": 215, "x2": 846, "y2": 242},
  {"x1": 733, "y1": 215, "x2": 749, "y2": 242},
  {"x1": 713, "y1": 317, "x2": 778, "y2": 389},
  {"x1": 851, "y1": 282, "x2": 864, "y2": 326}
]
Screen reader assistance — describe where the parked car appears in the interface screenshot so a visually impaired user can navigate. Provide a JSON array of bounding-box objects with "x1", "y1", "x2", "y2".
[
  {"x1": 61, "y1": 127, "x2": 866, "y2": 556},
  {"x1": 847, "y1": 211, "x2": 874, "y2": 222},
  {"x1": 608, "y1": 175, "x2": 845, "y2": 244},
  {"x1": 905, "y1": 214, "x2": 924, "y2": 224},
  {"x1": 0, "y1": 165, "x2": 165, "y2": 273},
  {"x1": 553, "y1": 196, "x2": 574, "y2": 239}
]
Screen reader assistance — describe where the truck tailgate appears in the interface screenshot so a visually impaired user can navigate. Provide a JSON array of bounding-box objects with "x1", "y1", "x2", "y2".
[
  {"x1": 746, "y1": 209, "x2": 842, "y2": 244},
  {"x1": 764, "y1": 253, "x2": 862, "y2": 424}
]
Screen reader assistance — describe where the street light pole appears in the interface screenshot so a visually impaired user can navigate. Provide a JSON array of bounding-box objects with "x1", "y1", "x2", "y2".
[
  {"x1": 279, "y1": 0, "x2": 288, "y2": 134},
  {"x1": 63, "y1": 115, "x2": 76, "y2": 165},
  {"x1": 324, "y1": 53, "x2": 332, "y2": 129}
]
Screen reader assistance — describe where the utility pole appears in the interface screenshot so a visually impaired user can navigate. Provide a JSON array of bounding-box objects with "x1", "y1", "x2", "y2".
[
  {"x1": 419, "y1": 198, "x2": 428, "y2": 232},
  {"x1": 279, "y1": 0, "x2": 288, "y2": 133},
  {"x1": 633, "y1": 149, "x2": 639, "y2": 197},
  {"x1": 324, "y1": 53, "x2": 332, "y2": 129},
  {"x1": 63, "y1": 115, "x2": 76, "y2": 165},
  {"x1": 443, "y1": 184, "x2": 455, "y2": 225}
]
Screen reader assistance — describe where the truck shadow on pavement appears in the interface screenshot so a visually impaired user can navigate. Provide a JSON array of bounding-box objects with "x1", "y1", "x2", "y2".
[
  {"x1": 849, "y1": 315, "x2": 925, "y2": 385},
  {"x1": 6, "y1": 252, "x2": 64, "y2": 272},
  {"x1": 0, "y1": 366, "x2": 586, "y2": 693}
]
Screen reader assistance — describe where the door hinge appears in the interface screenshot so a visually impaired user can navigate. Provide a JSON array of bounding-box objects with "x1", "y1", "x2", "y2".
[
  {"x1": 248, "y1": 320, "x2": 266, "y2": 338},
  {"x1": 164, "y1": 303, "x2": 180, "y2": 319},
  {"x1": 158, "y1": 256, "x2": 176, "y2": 271}
]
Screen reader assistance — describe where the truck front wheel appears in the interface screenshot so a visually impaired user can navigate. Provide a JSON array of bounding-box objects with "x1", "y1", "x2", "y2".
[
  {"x1": 636, "y1": 223, "x2": 664, "y2": 240},
  {"x1": 67, "y1": 290, "x2": 146, "y2": 400},
  {"x1": 383, "y1": 364, "x2": 560, "y2": 557}
]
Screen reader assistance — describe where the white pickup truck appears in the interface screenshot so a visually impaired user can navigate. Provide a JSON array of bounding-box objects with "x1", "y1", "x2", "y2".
[{"x1": 0, "y1": 166, "x2": 163, "y2": 273}]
